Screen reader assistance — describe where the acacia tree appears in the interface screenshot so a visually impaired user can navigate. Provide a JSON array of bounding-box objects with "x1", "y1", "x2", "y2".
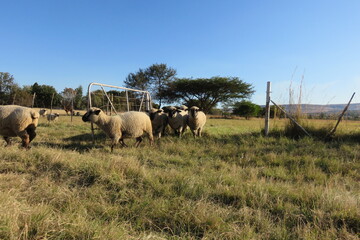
[
  {"x1": 125, "y1": 63, "x2": 176, "y2": 108},
  {"x1": 162, "y1": 77, "x2": 254, "y2": 113},
  {"x1": 124, "y1": 68, "x2": 149, "y2": 90}
]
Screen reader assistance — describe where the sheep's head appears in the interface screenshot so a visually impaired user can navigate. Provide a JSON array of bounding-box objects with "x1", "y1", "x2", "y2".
[
  {"x1": 179, "y1": 105, "x2": 188, "y2": 111},
  {"x1": 146, "y1": 108, "x2": 163, "y2": 121},
  {"x1": 82, "y1": 107, "x2": 102, "y2": 122},
  {"x1": 189, "y1": 106, "x2": 200, "y2": 118},
  {"x1": 168, "y1": 107, "x2": 182, "y2": 119}
]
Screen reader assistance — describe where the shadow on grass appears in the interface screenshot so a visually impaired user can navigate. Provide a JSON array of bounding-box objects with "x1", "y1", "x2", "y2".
[{"x1": 32, "y1": 132, "x2": 108, "y2": 153}]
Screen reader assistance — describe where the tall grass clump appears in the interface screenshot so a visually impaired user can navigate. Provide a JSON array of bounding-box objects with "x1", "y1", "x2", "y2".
[{"x1": 282, "y1": 74, "x2": 334, "y2": 140}]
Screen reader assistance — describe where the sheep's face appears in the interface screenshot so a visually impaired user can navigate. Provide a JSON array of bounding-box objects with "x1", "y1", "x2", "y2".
[
  {"x1": 189, "y1": 107, "x2": 200, "y2": 118},
  {"x1": 168, "y1": 109, "x2": 182, "y2": 118},
  {"x1": 147, "y1": 109, "x2": 163, "y2": 121},
  {"x1": 82, "y1": 108, "x2": 102, "y2": 122}
]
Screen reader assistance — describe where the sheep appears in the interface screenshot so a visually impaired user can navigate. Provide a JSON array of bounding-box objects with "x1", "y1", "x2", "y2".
[
  {"x1": 47, "y1": 113, "x2": 60, "y2": 122},
  {"x1": 188, "y1": 106, "x2": 206, "y2": 137},
  {"x1": 146, "y1": 108, "x2": 168, "y2": 138},
  {"x1": 179, "y1": 105, "x2": 188, "y2": 111},
  {"x1": 164, "y1": 106, "x2": 188, "y2": 137},
  {"x1": 82, "y1": 107, "x2": 153, "y2": 152},
  {"x1": 0, "y1": 105, "x2": 39, "y2": 148},
  {"x1": 39, "y1": 109, "x2": 47, "y2": 117}
]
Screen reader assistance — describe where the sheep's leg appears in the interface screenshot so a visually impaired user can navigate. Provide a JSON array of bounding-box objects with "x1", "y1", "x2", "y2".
[
  {"x1": 182, "y1": 125, "x2": 187, "y2": 134},
  {"x1": 148, "y1": 133, "x2": 154, "y2": 146},
  {"x1": 197, "y1": 128, "x2": 202, "y2": 137},
  {"x1": 18, "y1": 131, "x2": 30, "y2": 149},
  {"x1": 178, "y1": 127, "x2": 183, "y2": 138},
  {"x1": 110, "y1": 137, "x2": 121, "y2": 152},
  {"x1": 191, "y1": 129, "x2": 197, "y2": 138},
  {"x1": 119, "y1": 139, "x2": 128, "y2": 148},
  {"x1": 135, "y1": 137, "x2": 142, "y2": 147},
  {"x1": 26, "y1": 125, "x2": 37, "y2": 143},
  {"x1": 3, "y1": 137, "x2": 12, "y2": 146}
]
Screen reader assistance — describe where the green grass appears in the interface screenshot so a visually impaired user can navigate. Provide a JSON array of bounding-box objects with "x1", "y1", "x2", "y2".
[{"x1": 0, "y1": 115, "x2": 359, "y2": 239}]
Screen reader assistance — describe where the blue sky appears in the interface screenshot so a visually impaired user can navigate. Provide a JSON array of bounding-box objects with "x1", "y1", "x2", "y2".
[{"x1": 1, "y1": 0, "x2": 360, "y2": 105}]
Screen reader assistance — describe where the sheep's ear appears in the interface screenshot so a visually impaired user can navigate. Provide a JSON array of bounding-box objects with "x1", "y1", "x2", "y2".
[
  {"x1": 176, "y1": 110, "x2": 182, "y2": 113},
  {"x1": 93, "y1": 110, "x2": 101, "y2": 115}
]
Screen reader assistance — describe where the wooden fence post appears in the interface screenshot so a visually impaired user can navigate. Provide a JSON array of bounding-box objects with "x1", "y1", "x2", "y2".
[
  {"x1": 264, "y1": 81, "x2": 271, "y2": 136},
  {"x1": 32, "y1": 93, "x2": 36, "y2": 108}
]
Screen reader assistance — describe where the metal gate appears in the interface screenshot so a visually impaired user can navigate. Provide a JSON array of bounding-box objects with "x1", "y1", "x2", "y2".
[{"x1": 87, "y1": 82, "x2": 152, "y2": 114}]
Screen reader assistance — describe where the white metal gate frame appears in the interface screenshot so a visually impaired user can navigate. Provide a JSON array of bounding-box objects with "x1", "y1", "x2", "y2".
[{"x1": 87, "y1": 82, "x2": 152, "y2": 112}]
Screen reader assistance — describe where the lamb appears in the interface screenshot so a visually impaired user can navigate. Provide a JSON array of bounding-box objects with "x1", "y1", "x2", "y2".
[
  {"x1": 146, "y1": 108, "x2": 168, "y2": 138},
  {"x1": 164, "y1": 106, "x2": 188, "y2": 137},
  {"x1": 0, "y1": 105, "x2": 39, "y2": 148},
  {"x1": 82, "y1": 107, "x2": 153, "y2": 152},
  {"x1": 188, "y1": 106, "x2": 206, "y2": 137},
  {"x1": 47, "y1": 113, "x2": 60, "y2": 122},
  {"x1": 39, "y1": 109, "x2": 47, "y2": 117}
]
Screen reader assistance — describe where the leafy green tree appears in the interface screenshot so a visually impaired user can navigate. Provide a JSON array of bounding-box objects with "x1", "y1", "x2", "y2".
[
  {"x1": 0, "y1": 72, "x2": 18, "y2": 104},
  {"x1": 125, "y1": 63, "x2": 177, "y2": 108},
  {"x1": 74, "y1": 85, "x2": 86, "y2": 109},
  {"x1": 233, "y1": 101, "x2": 262, "y2": 119},
  {"x1": 261, "y1": 105, "x2": 286, "y2": 118},
  {"x1": 162, "y1": 77, "x2": 254, "y2": 113},
  {"x1": 31, "y1": 83, "x2": 61, "y2": 108},
  {"x1": 11, "y1": 86, "x2": 33, "y2": 106}
]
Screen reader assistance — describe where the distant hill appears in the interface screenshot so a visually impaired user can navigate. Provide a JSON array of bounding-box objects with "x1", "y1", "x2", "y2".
[{"x1": 281, "y1": 103, "x2": 360, "y2": 114}]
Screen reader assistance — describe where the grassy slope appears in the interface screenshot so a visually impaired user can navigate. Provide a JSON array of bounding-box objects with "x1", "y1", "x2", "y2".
[{"x1": 0, "y1": 116, "x2": 359, "y2": 239}]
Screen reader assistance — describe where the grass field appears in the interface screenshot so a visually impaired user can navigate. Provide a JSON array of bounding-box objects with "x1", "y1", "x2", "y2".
[{"x1": 0, "y1": 113, "x2": 359, "y2": 239}]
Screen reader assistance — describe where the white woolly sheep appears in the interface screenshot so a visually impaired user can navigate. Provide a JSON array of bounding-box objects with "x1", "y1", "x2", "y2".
[
  {"x1": 47, "y1": 113, "x2": 60, "y2": 122},
  {"x1": 0, "y1": 105, "x2": 39, "y2": 148},
  {"x1": 188, "y1": 106, "x2": 206, "y2": 137},
  {"x1": 82, "y1": 108, "x2": 153, "y2": 152},
  {"x1": 146, "y1": 108, "x2": 168, "y2": 138},
  {"x1": 39, "y1": 109, "x2": 47, "y2": 117},
  {"x1": 164, "y1": 106, "x2": 188, "y2": 137}
]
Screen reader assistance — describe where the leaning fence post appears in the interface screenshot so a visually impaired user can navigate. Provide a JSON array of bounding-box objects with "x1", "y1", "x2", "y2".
[{"x1": 264, "y1": 81, "x2": 271, "y2": 136}]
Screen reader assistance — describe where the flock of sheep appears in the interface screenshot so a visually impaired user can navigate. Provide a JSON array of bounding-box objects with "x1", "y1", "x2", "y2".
[{"x1": 0, "y1": 104, "x2": 206, "y2": 151}]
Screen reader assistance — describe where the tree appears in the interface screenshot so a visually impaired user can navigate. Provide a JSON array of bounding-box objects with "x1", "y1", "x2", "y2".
[
  {"x1": 11, "y1": 86, "x2": 33, "y2": 106},
  {"x1": 124, "y1": 68, "x2": 149, "y2": 90},
  {"x1": 0, "y1": 72, "x2": 18, "y2": 104},
  {"x1": 125, "y1": 63, "x2": 177, "y2": 108},
  {"x1": 74, "y1": 85, "x2": 86, "y2": 109},
  {"x1": 233, "y1": 101, "x2": 262, "y2": 119},
  {"x1": 31, "y1": 83, "x2": 61, "y2": 108},
  {"x1": 61, "y1": 88, "x2": 76, "y2": 115},
  {"x1": 162, "y1": 77, "x2": 254, "y2": 113}
]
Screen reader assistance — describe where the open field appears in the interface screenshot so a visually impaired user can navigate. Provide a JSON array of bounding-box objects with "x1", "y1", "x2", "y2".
[{"x1": 0, "y1": 115, "x2": 359, "y2": 239}]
